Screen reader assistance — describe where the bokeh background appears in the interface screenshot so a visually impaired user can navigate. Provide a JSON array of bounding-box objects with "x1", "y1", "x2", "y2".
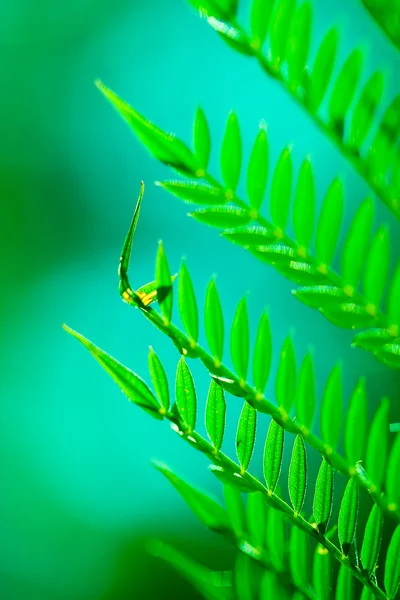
[{"x1": 1, "y1": 0, "x2": 400, "y2": 598}]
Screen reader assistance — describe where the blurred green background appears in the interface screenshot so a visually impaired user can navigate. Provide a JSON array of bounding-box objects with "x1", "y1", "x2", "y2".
[{"x1": 1, "y1": 0, "x2": 399, "y2": 598}]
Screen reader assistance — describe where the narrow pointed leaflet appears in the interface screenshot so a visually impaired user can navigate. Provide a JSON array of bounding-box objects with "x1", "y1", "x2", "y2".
[
  {"x1": 289, "y1": 435, "x2": 307, "y2": 515},
  {"x1": 205, "y1": 379, "x2": 226, "y2": 452}
]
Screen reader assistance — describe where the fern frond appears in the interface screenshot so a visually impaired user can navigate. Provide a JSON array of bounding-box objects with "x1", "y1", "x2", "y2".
[
  {"x1": 360, "y1": 0, "x2": 400, "y2": 52},
  {"x1": 183, "y1": 0, "x2": 400, "y2": 220},
  {"x1": 96, "y1": 85, "x2": 400, "y2": 368},
  {"x1": 63, "y1": 325, "x2": 398, "y2": 599}
]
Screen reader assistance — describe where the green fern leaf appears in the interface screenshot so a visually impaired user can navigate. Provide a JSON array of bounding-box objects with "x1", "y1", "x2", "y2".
[
  {"x1": 338, "y1": 477, "x2": 359, "y2": 556},
  {"x1": 307, "y1": 28, "x2": 339, "y2": 112},
  {"x1": 275, "y1": 336, "x2": 296, "y2": 413},
  {"x1": 252, "y1": 312, "x2": 272, "y2": 394},
  {"x1": 224, "y1": 484, "x2": 246, "y2": 537},
  {"x1": 266, "y1": 507, "x2": 285, "y2": 571},
  {"x1": 269, "y1": 0, "x2": 296, "y2": 67},
  {"x1": 154, "y1": 461, "x2": 230, "y2": 533},
  {"x1": 247, "y1": 126, "x2": 269, "y2": 210},
  {"x1": 176, "y1": 358, "x2": 197, "y2": 432},
  {"x1": 148, "y1": 347, "x2": 170, "y2": 412},
  {"x1": 293, "y1": 286, "x2": 348, "y2": 310},
  {"x1": 236, "y1": 403, "x2": 257, "y2": 472},
  {"x1": 341, "y1": 197, "x2": 374, "y2": 290},
  {"x1": 329, "y1": 49, "x2": 363, "y2": 135},
  {"x1": 344, "y1": 378, "x2": 368, "y2": 465},
  {"x1": 194, "y1": 107, "x2": 211, "y2": 171},
  {"x1": 313, "y1": 459, "x2": 333, "y2": 534},
  {"x1": 363, "y1": 226, "x2": 390, "y2": 308},
  {"x1": 286, "y1": 3, "x2": 312, "y2": 89},
  {"x1": 313, "y1": 545, "x2": 331, "y2": 600},
  {"x1": 156, "y1": 241, "x2": 173, "y2": 322},
  {"x1": 360, "y1": 586, "x2": 375, "y2": 600},
  {"x1": 208, "y1": 17, "x2": 254, "y2": 56},
  {"x1": 210, "y1": 465, "x2": 253, "y2": 492},
  {"x1": 320, "y1": 365, "x2": 342, "y2": 449},
  {"x1": 263, "y1": 419, "x2": 284, "y2": 494},
  {"x1": 295, "y1": 352, "x2": 316, "y2": 431},
  {"x1": 222, "y1": 224, "x2": 276, "y2": 246},
  {"x1": 205, "y1": 278, "x2": 224, "y2": 362},
  {"x1": 178, "y1": 261, "x2": 198, "y2": 342},
  {"x1": 246, "y1": 492, "x2": 266, "y2": 548},
  {"x1": 365, "y1": 397, "x2": 390, "y2": 488},
  {"x1": 156, "y1": 180, "x2": 224, "y2": 205},
  {"x1": 205, "y1": 380, "x2": 226, "y2": 452},
  {"x1": 189, "y1": 205, "x2": 252, "y2": 228},
  {"x1": 387, "y1": 434, "x2": 400, "y2": 506},
  {"x1": 250, "y1": 0, "x2": 274, "y2": 47},
  {"x1": 231, "y1": 297, "x2": 250, "y2": 380},
  {"x1": 349, "y1": 71, "x2": 385, "y2": 150},
  {"x1": 260, "y1": 571, "x2": 279, "y2": 597},
  {"x1": 335, "y1": 564, "x2": 355, "y2": 600},
  {"x1": 293, "y1": 158, "x2": 315, "y2": 251},
  {"x1": 288, "y1": 435, "x2": 307, "y2": 514},
  {"x1": 221, "y1": 111, "x2": 242, "y2": 191},
  {"x1": 360, "y1": 504, "x2": 383, "y2": 576},
  {"x1": 315, "y1": 178, "x2": 344, "y2": 268},
  {"x1": 270, "y1": 146, "x2": 293, "y2": 231},
  {"x1": 289, "y1": 527, "x2": 309, "y2": 588},
  {"x1": 384, "y1": 525, "x2": 400, "y2": 600},
  {"x1": 234, "y1": 553, "x2": 253, "y2": 600},
  {"x1": 63, "y1": 325, "x2": 163, "y2": 419}
]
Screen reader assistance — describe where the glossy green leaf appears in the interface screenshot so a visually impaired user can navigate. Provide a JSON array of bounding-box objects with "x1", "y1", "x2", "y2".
[
  {"x1": 387, "y1": 434, "x2": 400, "y2": 505},
  {"x1": 289, "y1": 527, "x2": 309, "y2": 588},
  {"x1": 275, "y1": 259, "x2": 322, "y2": 286},
  {"x1": 205, "y1": 379, "x2": 226, "y2": 452},
  {"x1": 96, "y1": 81, "x2": 197, "y2": 175},
  {"x1": 329, "y1": 49, "x2": 363, "y2": 133},
  {"x1": 156, "y1": 241, "x2": 173, "y2": 322},
  {"x1": 251, "y1": 244, "x2": 295, "y2": 266},
  {"x1": 338, "y1": 477, "x2": 359, "y2": 556},
  {"x1": 344, "y1": 378, "x2": 367, "y2": 465},
  {"x1": 247, "y1": 126, "x2": 269, "y2": 210},
  {"x1": 157, "y1": 180, "x2": 224, "y2": 205},
  {"x1": 194, "y1": 107, "x2": 211, "y2": 170},
  {"x1": 222, "y1": 225, "x2": 276, "y2": 246},
  {"x1": 209, "y1": 465, "x2": 253, "y2": 492},
  {"x1": 352, "y1": 328, "x2": 393, "y2": 353},
  {"x1": 293, "y1": 285, "x2": 348, "y2": 310},
  {"x1": 234, "y1": 553, "x2": 253, "y2": 600},
  {"x1": 266, "y1": 507, "x2": 285, "y2": 571},
  {"x1": 252, "y1": 312, "x2": 272, "y2": 393},
  {"x1": 286, "y1": 3, "x2": 312, "y2": 88},
  {"x1": 250, "y1": 0, "x2": 275, "y2": 47},
  {"x1": 205, "y1": 278, "x2": 224, "y2": 361},
  {"x1": 341, "y1": 197, "x2": 374, "y2": 289},
  {"x1": 307, "y1": 28, "x2": 339, "y2": 112},
  {"x1": 246, "y1": 492, "x2": 266, "y2": 548},
  {"x1": 231, "y1": 298, "x2": 250, "y2": 380},
  {"x1": 224, "y1": 484, "x2": 246, "y2": 538},
  {"x1": 321, "y1": 302, "x2": 377, "y2": 330},
  {"x1": 221, "y1": 111, "x2": 241, "y2": 191},
  {"x1": 148, "y1": 347, "x2": 170, "y2": 411},
  {"x1": 149, "y1": 540, "x2": 228, "y2": 600},
  {"x1": 189, "y1": 206, "x2": 251, "y2": 228},
  {"x1": 385, "y1": 525, "x2": 400, "y2": 600},
  {"x1": 365, "y1": 397, "x2": 390, "y2": 488},
  {"x1": 118, "y1": 182, "x2": 144, "y2": 294},
  {"x1": 320, "y1": 365, "x2": 342, "y2": 449},
  {"x1": 335, "y1": 564, "x2": 355, "y2": 600},
  {"x1": 208, "y1": 17, "x2": 254, "y2": 56},
  {"x1": 388, "y1": 263, "x2": 400, "y2": 328},
  {"x1": 154, "y1": 461, "x2": 230, "y2": 533},
  {"x1": 313, "y1": 459, "x2": 333, "y2": 534},
  {"x1": 275, "y1": 336, "x2": 296, "y2": 413},
  {"x1": 236, "y1": 403, "x2": 257, "y2": 472},
  {"x1": 316, "y1": 178, "x2": 343, "y2": 267},
  {"x1": 263, "y1": 420, "x2": 284, "y2": 493},
  {"x1": 295, "y1": 353, "x2": 316, "y2": 431},
  {"x1": 363, "y1": 226, "x2": 390, "y2": 307},
  {"x1": 63, "y1": 325, "x2": 163, "y2": 419},
  {"x1": 313, "y1": 545, "x2": 331, "y2": 600},
  {"x1": 269, "y1": 0, "x2": 296, "y2": 67},
  {"x1": 360, "y1": 504, "x2": 383, "y2": 576},
  {"x1": 178, "y1": 261, "x2": 198, "y2": 342},
  {"x1": 360, "y1": 586, "x2": 374, "y2": 600},
  {"x1": 349, "y1": 71, "x2": 385, "y2": 149},
  {"x1": 270, "y1": 146, "x2": 293, "y2": 231},
  {"x1": 293, "y1": 158, "x2": 315, "y2": 250},
  {"x1": 175, "y1": 357, "x2": 197, "y2": 432},
  {"x1": 288, "y1": 434, "x2": 307, "y2": 514},
  {"x1": 260, "y1": 571, "x2": 279, "y2": 598}
]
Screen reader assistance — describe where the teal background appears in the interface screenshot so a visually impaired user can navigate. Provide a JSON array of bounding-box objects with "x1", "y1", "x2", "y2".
[{"x1": 1, "y1": 0, "x2": 399, "y2": 598}]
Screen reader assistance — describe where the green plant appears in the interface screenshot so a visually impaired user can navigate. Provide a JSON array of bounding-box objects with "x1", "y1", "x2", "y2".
[{"x1": 65, "y1": 1, "x2": 400, "y2": 598}]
